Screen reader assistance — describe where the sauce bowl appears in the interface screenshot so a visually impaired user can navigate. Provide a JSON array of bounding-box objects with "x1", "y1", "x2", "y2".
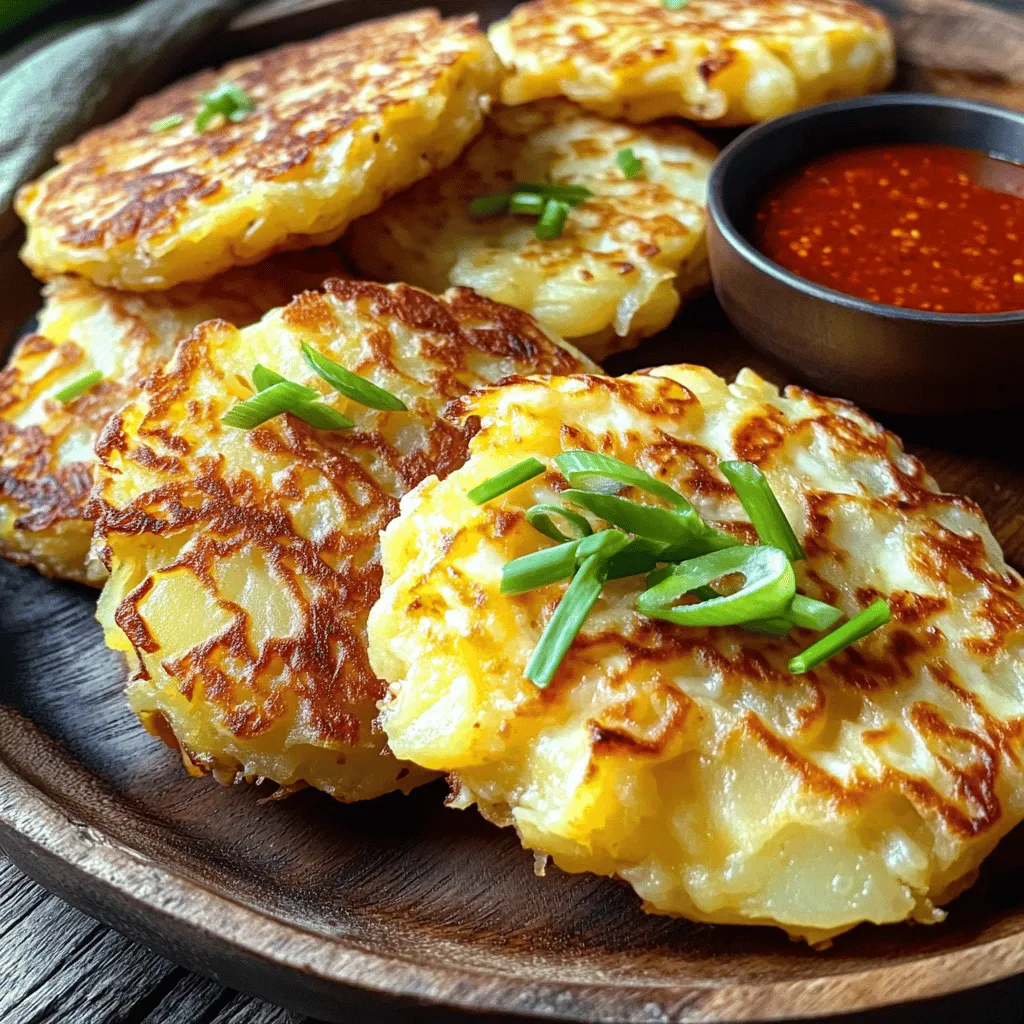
[{"x1": 706, "y1": 94, "x2": 1024, "y2": 414}]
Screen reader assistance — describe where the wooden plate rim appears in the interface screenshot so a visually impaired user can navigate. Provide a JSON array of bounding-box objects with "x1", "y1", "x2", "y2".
[{"x1": 3, "y1": 720, "x2": 1024, "y2": 1023}]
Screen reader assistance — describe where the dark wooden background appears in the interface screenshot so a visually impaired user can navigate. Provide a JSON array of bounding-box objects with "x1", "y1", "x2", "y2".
[{"x1": 4, "y1": 0, "x2": 1024, "y2": 1022}]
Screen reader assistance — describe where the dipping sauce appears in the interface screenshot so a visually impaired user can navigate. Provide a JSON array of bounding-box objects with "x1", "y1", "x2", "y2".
[{"x1": 753, "y1": 143, "x2": 1024, "y2": 314}]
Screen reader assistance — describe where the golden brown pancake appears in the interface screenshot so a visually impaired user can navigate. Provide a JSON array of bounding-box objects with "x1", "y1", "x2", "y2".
[
  {"x1": 0, "y1": 249, "x2": 346, "y2": 584},
  {"x1": 371, "y1": 365, "x2": 1024, "y2": 942},
  {"x1": 92, "y1": 279, "x2": 598, "y2": 801},
  {"x1": 489, "y1": 0, "x2": 895, "y2": 125},
  {"x1": 348, "y1": 100, "x2": 716, "y2": 360},
  {"x1": 16, "y1": 11, "x2": 502, "y2": 290}
]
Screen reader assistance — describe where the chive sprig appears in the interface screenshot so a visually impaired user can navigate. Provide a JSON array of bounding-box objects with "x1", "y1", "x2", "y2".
[
  {"x1": 468, "y1": 181, "x2": 592, "y2": 240},
  {"x1": 471, "y1": 451, "x2": 889, "y2": 686},
  {"x1": 54, "y1": 370, "x2": 103, "y2": 403},
  {"x1": 221, "y1": 348, "x2": 405, "y2": 431}
]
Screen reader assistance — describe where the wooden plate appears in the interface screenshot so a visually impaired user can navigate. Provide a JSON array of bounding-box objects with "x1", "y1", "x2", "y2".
[{"x1": 2, "y1": 1, "x2": 1024, "y2": 1020}]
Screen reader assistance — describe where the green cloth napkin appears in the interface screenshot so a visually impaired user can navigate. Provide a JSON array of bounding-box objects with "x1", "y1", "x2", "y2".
[{"x1": 0, "y1": 0, "x2": 247, "y2": 339}]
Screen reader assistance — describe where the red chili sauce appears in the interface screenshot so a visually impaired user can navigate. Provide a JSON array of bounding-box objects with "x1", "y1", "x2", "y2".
[{"x1": 753, "y1": 143, "x2": 1024, "y2": 314}]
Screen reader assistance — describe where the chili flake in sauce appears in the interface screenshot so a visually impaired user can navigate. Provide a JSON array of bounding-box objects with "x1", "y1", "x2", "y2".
[{"x1": 753, "y1": 143, "x2": 1024, "y2": 314}]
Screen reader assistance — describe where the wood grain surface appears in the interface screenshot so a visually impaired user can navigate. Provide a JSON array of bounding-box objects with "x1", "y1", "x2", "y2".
[{"x1": 3, "y1": 0, "x2": 1024, "y2": 1022}]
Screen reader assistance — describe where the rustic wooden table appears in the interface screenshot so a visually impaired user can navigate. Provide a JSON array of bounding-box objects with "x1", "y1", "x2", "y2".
[{"x1": 4, "y1": 1, "x2": 1024, "y2": 1022}]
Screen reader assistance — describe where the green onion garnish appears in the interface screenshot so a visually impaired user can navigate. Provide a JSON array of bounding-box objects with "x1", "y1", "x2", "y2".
[
  {"x1": 788, "y1": 599, "x2": 890, "y2": 675},
  {"x1": 720, "y1": 461, "x2": 806, "y2": 562},
  {"x1": 605, "y1": 536, "x2": 673, "y2": 580},
  {"x1": 54, "y1": 370, "x2": 103, "y2": 403},
  {"x1": 508, "y1": 191, "x2": 547, "y2": 216},
  {"x1": 525, "y1": 543, "x2": 622, "y2": 688},
  {"x1": 469, "y1": 183, "x2": 591, "y2": 223},
  {"x1": 149, "y1": 114, "x2": 184, "y2": 133},
  {"x1": 560, "y1": 489, "x2": 700, "y2": 551},
  {"x1": 637, "y1": 545, "x2": 795, "y2": 627},
  {"x1": 195, "y1": 82, "x2": 255, "y2": 132},
  {"x1": 560, "y1": 488, "x2": 737, "y2": 561},
  {"x1": 469, "y1": 192, "x2": 512, "y2": 217},
  {"x1": 526, "y1": 504, "x2": 593, "y2": 543},
  {"x1": 288, "y1": 402, "x2": 357, "y2": 431},
  {"x1": 556, "y1": 450, "x2": 740, "y2": 554},
  {"x1": 221, "y1": 381, "x2": 353, "y2": 431},
  {"x1": 221, "y1": 381, "x2": 325, "y2": 429},
  {"x1": 525, "y1": 553, "x2": 605, "y2": 687},
  {"x1": 787, "y1": 594, "x2": 843, "y2": 631},
  {"x1": 663, "y1": 0, "x2": 690, "y2": 9},
  {"x1": 501, "y1": 541, "x2": 580, "y2": 596},
  {"x1": 745, "y1": 617, "x2": 794, "y2": 637},
  {"x1": 300, "y1": 343, "x2": 406, "y2": 411},
  {"x1": 555, "y1": 450, "x2": 687, "y2": 508},
  {"x1": 535, "y1": 198, "x2": 570, "y2": 240},
  {"x1": 616, "y1": 147, "x2": 644, "y2": 179},
  {"x1": 516, "y1": 182, "x2": 593, "y2": 206},
  {"x1": 251, "y1": 363, "x2": 316, "y2": 396},
  {"x1": 575, "y1": 529, "x2": 630, "y2": 563},
  {"x1": 54, "y1": 368, "x2": 103, "y2": 399},
  {"x1": 646, "y1": 564, "x2": 674, "y2": 589},
  {"x1": 467, "y1": 457, "x2": 546, "y2": 505}
]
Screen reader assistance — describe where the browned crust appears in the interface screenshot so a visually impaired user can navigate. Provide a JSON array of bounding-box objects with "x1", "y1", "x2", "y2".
[
  {"x1": 420, "y1": 370, "x2": 1024, "y2": 841},
  {"x1": 17, "y1": 11, "x2": 488, "y2": 255},
  {"x1": 94, "y1": 281, "x2": 593, "y2": 752}
]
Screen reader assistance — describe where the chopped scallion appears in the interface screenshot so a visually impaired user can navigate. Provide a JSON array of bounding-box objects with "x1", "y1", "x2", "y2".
[
  {"x1": 560, "y1": 488, "x2": 737, "y2": 560},
  {"x1": 646, "y1": 564, "x2": 674, "y2": 589},
  {"x1": 251, "y1": 363, "x2": 316, "y2": 398},
  {"x1": 508, "y1": 191, "x2": 547, "y2": 216},
  {"x1": 525, "y1": 551, "x2": 607, "y2": 687},
  {"x1": 526, "y1": 503, "x2": 593, "y2": 543},
  {"x1": 788, "y1": 599, "x2": 890, "y2": 675},
  {"x1": 515, "y1": 182, "x2": 592, "y2": 206},
  {"x1": 501, "y1": 541, "x2": 580, "y2": 596},
  {"x1": 787, "y1": 594, "x2": 843, "y2": 631},
  {"x1": 469, "y1": 192, "x2": 512, "y2": 217},
  {"x1": 288, "y1": 401, "x2": 356, "y2": 431},
  {"x1": 720, "y1": 460, "x2": 805, "y2": 562},
  {"x1": 555, "y1": 449, "x2": 687, "y2": 508},
  {"x1": 300, "y1": 343, "x2": 406, "y2": 411},
  {"x1": 195, "y1": 82, "x2": 255, "y2": 132},
  {"x1": 637, "y1": 545, "x2": 796, "y2": 627},
  {"x1": 222, "y1": 381, "x2": 328, "y2": 430},
  {"x1": 562, "y1": 489, "x2": 697, "y2": 548},
  {"x1": 575, "y1": 529, "x2": 630, "y2": 562},
  {"x1": 605, "y1": 537, "x2": 673, "y2": 580},
  {"x1": 745, "y1": 617, "x2": 794, "y2": 638},
  {"x1": 54, "y1": 370, "x2": 103, "y2": 403},
  {"x1": 535, "y1": 198, "x2": 570, "y2": 240},
  {"x1": 616, "y1": 147, "x2": 644, "y2": 179},
  {"x1": 149, "y1": 114, "x2": 184, "y2": 133},
  {"x1": 467, "y1": 457, "x2": 545, "y2": 505},
  {"x1": 663, "y1": 0, "x2": 690, "y2": 9}
]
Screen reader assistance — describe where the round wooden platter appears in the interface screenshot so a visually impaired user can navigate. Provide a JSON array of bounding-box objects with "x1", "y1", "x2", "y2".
[{"x1": 3, "y1": 1, "x2": 1024, "y2": 1021}]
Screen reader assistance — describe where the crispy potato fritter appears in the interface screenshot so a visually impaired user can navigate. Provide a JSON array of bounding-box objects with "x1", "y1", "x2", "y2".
[
  {"x1": 0, "y1": 250, "x2": 346, "y2": 585},
  {"x1": 92, "y1": 279, "x2": 597, "y2": 801},
  {"x1": 489, "y1": 0, "x2": 895, "y2": 125},
  {"x1": 370, "y1": 366, "x2": 1024, "y2": 942},
  {"x1": 16, "y1": 11, "x2": 503, "y2": 290},
  {"x1": 348, "y1": 100, "x2": 716, "y2": 359}
]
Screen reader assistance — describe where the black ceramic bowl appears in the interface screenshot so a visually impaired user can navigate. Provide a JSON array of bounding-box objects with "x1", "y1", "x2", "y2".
[{"x1": 706, "y1": 93, "x2": 1024, "y2": 415}]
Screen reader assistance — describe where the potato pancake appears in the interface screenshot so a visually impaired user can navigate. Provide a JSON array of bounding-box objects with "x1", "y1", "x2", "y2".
[
  {"x1": 92, "y1": 280, "x2": 597, "y2": 801},
  {"x1": 348, "y1": 101, "x2": 716, "y2": 360},
  {"x1": 489, "y1": 0, "x2": 895, "y2": 125},
  {"x1": 0, "y1": 250, "x2": 345, "y2": 586},
  {"x1": 16, "y1": 11, "x2": 502, "y2": 290},
  {"x1": 370, "y1": 366, "x2": 1024, "y2": 942}
]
